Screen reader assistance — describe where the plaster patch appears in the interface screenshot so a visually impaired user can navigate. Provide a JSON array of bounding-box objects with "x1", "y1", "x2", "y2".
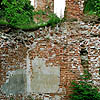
[
  {"x1": 1, "y1": 69, "x2": 26, "y2": 95},
  {"x1": 31, "y1": 57, "x2": 60, "y2": 93}
]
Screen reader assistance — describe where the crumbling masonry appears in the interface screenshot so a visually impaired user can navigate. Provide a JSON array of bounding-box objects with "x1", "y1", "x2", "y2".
[
  {"x1": 30, "y1": 0, "x2": 84, "y2": 19},
  {"x1": 0, "y1": 0, "x2": 100, "y2": 100}
]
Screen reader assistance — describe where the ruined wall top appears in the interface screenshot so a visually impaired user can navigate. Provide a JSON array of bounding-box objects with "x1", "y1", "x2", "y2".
[{"x1": 30, "y1": 0, "x2": 85, "y2": 19}]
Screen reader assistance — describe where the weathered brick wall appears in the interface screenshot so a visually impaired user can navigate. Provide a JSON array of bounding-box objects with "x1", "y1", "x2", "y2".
[
  {"x1": 33, "y1": 0, "x2": 84, "y2": 19},
  {"x1": 0, "y1": 22, "x2": 100, "y2": 100},
  {"x1": 34, "y1": 0, "x2": 54, "y2": 12},
  {"x1": 66, "y1": 0, "x2": 84, "y2": 19}
]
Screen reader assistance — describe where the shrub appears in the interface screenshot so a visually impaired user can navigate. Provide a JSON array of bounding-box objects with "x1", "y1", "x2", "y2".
[
  {"x1": 84, "y1": 0, "x2": 96, "y2": 14},
  {"x1": 47, "y1": 13, "x2": 60, "y2": 27},
  {"x1": 70, "y1": 70, "x2": 100, "y2": 100},
  {"x1": 1, "y1": 0, "x2": 34, "y2": 26},
  {"x1": 84, "y1": 0, "x2": 100, "y2": 17},
  {"x1": 0, "y1": 0, "x2": 6, "y2": 18},
  {"x1": 70, "y1": 81, "x2": 100, "y2": 100},
  {"x1": 95, "y1": 0, "x2": 100, "y2": 17},
  {"x1": 0, "y1": 1, "x2": 61, "y2": 30}
]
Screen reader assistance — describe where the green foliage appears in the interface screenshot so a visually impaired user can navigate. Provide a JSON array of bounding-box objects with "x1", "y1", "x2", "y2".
[
  {"x1": 70, "y1": 70, "x2": 100, "y2": 100},
  {"x1": 95, "y1": 0, "x2": 100, "y2": 17},
  {"x1": 80, "y1": 70, "x2": 91, "y2": 80},
  {"x1": 0, "y1": 0, "x2": 5, "y2": 18},
  {"x1": 27, "y1": 95, "x2": 34, "y2": 100},
  {"x1": 10, "y1": 97, "x2": 15, "y2": 100},
  {"x1": 0, "y1": 10, "x2": 5, "y2": 19},
  {"x1": 33, "y1": 10, "x2": 46, "y2": 15},
  {"x1": 47, "y1": 13, "x2": 61, "y2": 27},
  {"x1": 0, "y1": 19, "x2": 8, "y2": 25},
  {"x1": 0, "y1": 0, "x2": 61, "y2": 30},
  {"x1": 70, "y1": 81, "x2": 100, "y2": 100},
  {"x1": 84, "y1": 0, "x2": 96, "y2": 14},
  {"x1": 1, "y1": 0, "x2": 34, "y2": 26},
  {"x1": 84, "y1": 0, "x2": 100, "y2": 17}
]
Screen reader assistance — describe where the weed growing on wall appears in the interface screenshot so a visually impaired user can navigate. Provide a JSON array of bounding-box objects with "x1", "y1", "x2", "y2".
[
  {"x1": 10, "y1": 97, "x2": 15, "y2": 100},
  {"x1": 70, "y1": 70, "x2": 100, "y2": 100}
]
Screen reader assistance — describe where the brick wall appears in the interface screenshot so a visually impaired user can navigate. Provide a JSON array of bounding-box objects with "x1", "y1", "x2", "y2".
[
  {"x1": 0, "y1": 22, "x2": 100, "y2": 100},
  {"x1": 33, "y1": 0, "x2": 84, "y2": 19},
  {"x1": 34, "y1": 0, "x2": 54, "y2": 12},
  {"x1": 66, "y1": 0, "x2": 84, "y2": 19}
]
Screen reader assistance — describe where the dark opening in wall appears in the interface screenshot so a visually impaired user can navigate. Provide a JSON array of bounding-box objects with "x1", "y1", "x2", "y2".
[
  {"x1": 99, "y1": 69, "x2": 100, "y2": 75},
  {"x1": 80, "y1": 48, "x2": 89, "y2": 68},
  {"x1": 80, "y1": 48, "x2": 88, "y2": 56}
]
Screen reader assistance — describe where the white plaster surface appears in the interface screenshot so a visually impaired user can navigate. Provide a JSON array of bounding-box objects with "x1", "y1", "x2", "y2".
[
  {"x1": 54, "y1": 0, "x2": 66, "y2": 18},
  {"x1": 26, "y1": 54, "x2": 32, "y2": 94},
  {"x1": 30, "y1": 0, "x2": 35, "y2": 6},
  {"x1": 31, "y1": 57, "x2": 60, "y2": 93}
]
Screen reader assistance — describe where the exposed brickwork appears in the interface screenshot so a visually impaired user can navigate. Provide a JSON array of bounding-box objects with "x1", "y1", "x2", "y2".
[
  {"x1": 0, "y1": 22, "x2": 100, "y2": 100},
  {"x1": 34, "y1": 0, "x2": 54, "y2": 12},
  {"x1": 66, "y1": 0, "x2": 84, "y2": 19},
  {"x1": 33, "y1": 0, "x2": 84, "y2": 19}
]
